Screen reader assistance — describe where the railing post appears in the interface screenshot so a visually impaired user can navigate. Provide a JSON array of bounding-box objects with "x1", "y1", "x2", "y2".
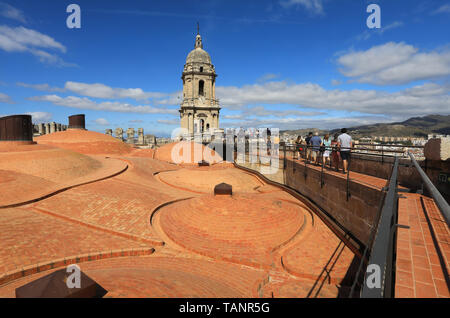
[
  {"x1": 346, "y1": 158, "x2": 351, "y2": 201},
  {"x1": 304, "y1": 146, "x2": 307, "y2": 180},
  {"x1": 321, "y1": 150, "x2": 324, "y2": 188}
]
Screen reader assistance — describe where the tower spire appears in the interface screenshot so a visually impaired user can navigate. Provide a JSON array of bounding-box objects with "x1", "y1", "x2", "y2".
[{"x1": 195, "y1": 22, "x2": 203, "y2": 49}]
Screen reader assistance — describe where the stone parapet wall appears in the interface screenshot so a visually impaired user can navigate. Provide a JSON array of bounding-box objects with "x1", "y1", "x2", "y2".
[{"x1": 285, "y1": 159, "x2": 385, "y2": 245}]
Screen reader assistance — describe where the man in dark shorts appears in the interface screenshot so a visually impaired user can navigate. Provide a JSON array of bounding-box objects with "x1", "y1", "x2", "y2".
[{"x1": 337, "y1": 128, "x2": 352, "y2": 173}]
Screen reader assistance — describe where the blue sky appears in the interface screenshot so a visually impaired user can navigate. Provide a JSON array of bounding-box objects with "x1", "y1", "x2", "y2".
[{"x1": 0, "y1": 0, "x2": 449, "y2": 136}]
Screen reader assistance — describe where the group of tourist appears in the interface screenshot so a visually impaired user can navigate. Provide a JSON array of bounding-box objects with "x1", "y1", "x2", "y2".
[{"x1": 294, "y1": 128, "x2": 352, "y2": 174}]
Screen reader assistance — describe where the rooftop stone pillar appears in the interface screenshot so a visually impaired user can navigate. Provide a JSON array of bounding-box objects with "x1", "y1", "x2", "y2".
[
  {"x1": 126, "y1": 128, "x2": 135, "y2": 144},
  {"x1": 137, "y1": 128, "x2": 144, "y2": 145},
  {"x1": 50, "y1": 122, "x2": 56, "y2": 134},
  {"x1": 56, "y1": 123, "x2": 61, "y2": 132},
  {"x1": 38, "y1": 123, "x2": 44, "y2": 135},
  {"x1": 115, "y1": 128, "x2": 123, "y2": 141},
  {"x1": 105, "y1": 129, "x2": 112, "y2": 136},
  {"x1": 44, "y1": 123, "x2": 50, "y2": 135}
]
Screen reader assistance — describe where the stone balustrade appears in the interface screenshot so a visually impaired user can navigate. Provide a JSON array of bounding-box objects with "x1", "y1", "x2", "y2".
[{"x1": 33, "y1": 122, "x2": 67, "y2": 136}]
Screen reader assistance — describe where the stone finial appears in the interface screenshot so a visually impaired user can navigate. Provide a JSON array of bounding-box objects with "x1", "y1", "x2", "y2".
[
  {"x1": 126, "y1": 128, "x2": 135, "y2": 144},
  {"x1": 424, "y1": 137, "x2": 450, "y2": 161},
  {"x1": 56, "y1": 123, "x2": 62, "y2": 132},
  {"x1": 105, "y1": 129, "x2": 112, "y2": 136},
  {"x1": 44, "y1": 123, "x2": 50, "y2": 135}
]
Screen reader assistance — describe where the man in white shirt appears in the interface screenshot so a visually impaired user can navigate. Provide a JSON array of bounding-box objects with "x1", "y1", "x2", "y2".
[{"x1": 337, "y1": 128, "x2": 352, "y2": 174}]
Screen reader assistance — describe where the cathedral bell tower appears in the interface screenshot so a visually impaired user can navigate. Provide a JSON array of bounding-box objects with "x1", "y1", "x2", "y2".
[{"x1": 179, "y1": 26, "x2": 220, "y2": 137}]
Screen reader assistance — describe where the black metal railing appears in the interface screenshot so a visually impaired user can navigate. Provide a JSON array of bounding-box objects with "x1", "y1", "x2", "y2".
[
  {"x1": 408, "y1": 152, "x2": 450, "y2": 226},
  {"x1": 357, "y1": 157, "x2": 399, "y2": 298}
]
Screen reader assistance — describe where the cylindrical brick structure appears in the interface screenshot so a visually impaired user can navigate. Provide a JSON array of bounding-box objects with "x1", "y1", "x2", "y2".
[
  {"x1": 68, "y1": 114, "x2": 86, "y2": 129},
  {"x1": 0, "y1": 115, "x2": 33, "y2": 142}
]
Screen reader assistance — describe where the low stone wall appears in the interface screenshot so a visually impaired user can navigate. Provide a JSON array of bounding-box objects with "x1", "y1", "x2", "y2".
[
  {"x1": 349, "y1": 154, "x2": 450, "y2": 203},
  {"x1": 285, "y1": 159, "x2": 385, "y2": 245}
]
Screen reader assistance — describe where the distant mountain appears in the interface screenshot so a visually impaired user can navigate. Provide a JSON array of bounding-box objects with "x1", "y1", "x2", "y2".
[{"x1": 281, "y1": 115, "x2": 450, "y2": 138}]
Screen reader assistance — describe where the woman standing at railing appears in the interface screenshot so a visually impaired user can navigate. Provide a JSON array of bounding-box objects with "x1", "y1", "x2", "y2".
[
  {"x1": 331, "y1": 133, "x2": 340, "y2": 172},
  {"x1": 322, "y1": 133, "x2": 332, "y2": 168},
  {"x1": 295, "y1": 135, "x2": 303, "y2": 160}
]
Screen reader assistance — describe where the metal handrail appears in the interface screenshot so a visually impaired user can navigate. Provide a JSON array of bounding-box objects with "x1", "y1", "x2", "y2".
[
  {"x1": 408, "y1": 152, "x2": 450, "y2": 226},
  {"x1": 356, "y1": 143, "x2": 424, "y2": 148},
  {"x1": 360, "y1": 156, "x2": 399, "y2": 298}
]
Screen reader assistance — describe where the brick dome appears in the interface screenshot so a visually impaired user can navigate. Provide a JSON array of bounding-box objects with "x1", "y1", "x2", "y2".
[
  {"x1": 35, "y1": 129, "x2": 132, "y2": 155},
  {"x1": 159, "y1": 194, "x2": 306, "y2": 267},
  {"x1": 154, "y1": 141, "x2": 222, "y2": 165}
]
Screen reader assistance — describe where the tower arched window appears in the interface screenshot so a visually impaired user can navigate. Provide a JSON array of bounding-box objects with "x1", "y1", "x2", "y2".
[
  {"x1": 200, "y1": 67, "x2": 203, "y2": 72},
  {"x1": 199, "y1": 80, "x2": 204, "y2": 96}
]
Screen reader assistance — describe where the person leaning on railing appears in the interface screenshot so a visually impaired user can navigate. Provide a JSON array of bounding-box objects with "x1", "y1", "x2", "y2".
[
  {"x1": 337, "y1": 128, "x2": 353, "y2": 174},
  {"x1": 331, "y1": 133, "x2": 340, "y2": 172}
]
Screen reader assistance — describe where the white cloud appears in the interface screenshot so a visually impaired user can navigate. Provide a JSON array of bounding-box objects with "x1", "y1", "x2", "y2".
[
  {"x1": 225, "y1": 105, "x2": 323, "y2": 120},
  {"x1": 257, "y1": 73, "x2": 280, "y2": 82},
  {"x1": 357, "y1": 21, "x2": 404, "y2": 41},
  {"x1": 17, "y1": 82, "x2": 65, "y2": 92},
  {"x1": 0, "y1": 92, "x2": 13, "y2": 103},
  {"x1": 280, "y1": 0, "x2": 324, "y2": 14},
  {"x1": 0, "y1": 3, "x2": 26, "y2": 23},
  {"x1": 94, "y1": 118, "x2": 109, "y2": 126},
  {"x1": 18, "y1": 81, "x2": 170, "y2": 101},
  {"x1": 337, "y1": 42, "x2": 450, "y2": 85},
  {"x1": 64, "y1": 81, "x2": 166, "y2": 100},
  {"x1": 0, "y1": 25, "x2": 65, "y2": 52},
  {"x1": 28, "y1": 94, "x2": 178, "y2": 115},
  {"x1": 215, "y1": 81, "x2": 450, "y2": 118},
  {"x1": 0, "y1": 25, "x2": 75, "y2": 66},
  {"x1": 157, "y1": 119, "x2": 179, "y2": 125},
  {"x1": 26, "y1": 111, "x2": 52, "y2": 123},
  {"x1": 331, "y1": 79, "x2": 342, "y2": 86},
  {"x1": 221, "y1": 115, "x2": 393, "y2": 131},
  {"x1": 432, "y1": 4, "x2": 450, "y2": 15}
]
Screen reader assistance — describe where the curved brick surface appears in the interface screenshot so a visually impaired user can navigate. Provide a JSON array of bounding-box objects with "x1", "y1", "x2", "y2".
[
  {"x1": 0, "y1": 207, "x2": 149, "y2": 276},
  {"x1": 155, "y1": 141, "x2": 222, "y2": 165},
  {"x1": 281, "y1": 213, "x2": 358, "y2": 285},
  {"x1": 0, "y1": 145, "x2": 127, "y2": 207},
  {"x1": 159, "y1": 194, "x2": 306, "y2": 267},
  {"x1": 0, "y1": 256, "x2": 266, "y2": 298},
  {"x1": 30, "y1": 157, "x2": 190, "y2": 244},
  {"x1": 129, "y1": 148, "x2": 155, "y2": 158},
  {"x1": 35, "y1": 129, "x2": 133, "y2": 155},
  {"x1": 157, "y1": 167, "x2": 265, "y2": 194},
  {"x1": 0, "y1": 137, "x2": 368, "y2": 298},
  {"x1": 261, "y1": 277, "x2": 346, "y2": 298}
]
